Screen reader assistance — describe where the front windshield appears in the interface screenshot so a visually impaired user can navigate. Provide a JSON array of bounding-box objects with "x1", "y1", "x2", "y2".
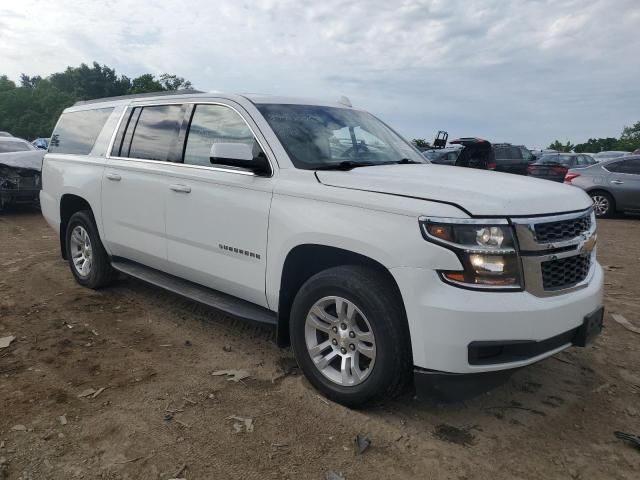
[{"x1": 257, "y1": 104, "x2": 426, "y2": 169}]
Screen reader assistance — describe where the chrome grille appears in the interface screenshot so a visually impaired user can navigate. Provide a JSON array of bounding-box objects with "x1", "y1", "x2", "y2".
[
  {"x1": 534, "y1": 213, "x2": 592, "y2": 243},
  {"x1": 541, "y1": 255, "x2": 591, "y2": 290},
  {"x1": 512, "y1": 208, "x2": 596, "y2": 297}
]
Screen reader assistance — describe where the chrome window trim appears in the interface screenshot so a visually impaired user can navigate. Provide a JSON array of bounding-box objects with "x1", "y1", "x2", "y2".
[
  {"x1": 105, "y1": 100, "x2": 276, "y2": 178},
  {"x1": 105, "y1": 155, "x2": 256, "y2": 176}
]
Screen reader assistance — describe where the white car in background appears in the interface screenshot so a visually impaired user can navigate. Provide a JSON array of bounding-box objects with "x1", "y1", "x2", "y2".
[{"x1": 0, "y1": 137, "x2": 44, "y2": 210}]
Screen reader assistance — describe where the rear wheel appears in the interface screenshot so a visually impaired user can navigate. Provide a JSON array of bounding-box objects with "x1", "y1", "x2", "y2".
[
  {"x1": 290, "y1": 266, "x2": 411, "y2": 407},
  {"x1": 590, "y1": 191, "x2": 614, "y2": 218},
  {"x1": 66, "y1": 210, "x2": 117, "y2": 289}
]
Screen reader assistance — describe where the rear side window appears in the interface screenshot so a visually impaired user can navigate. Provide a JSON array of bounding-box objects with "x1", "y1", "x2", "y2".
[
  {"x1": 494, "y1": 146, "x2": 522, "y2": 160},
  {"x1": 126, "y1": 105, "x2": 185, "y2": 161},
  {"x1": 49, "y1": 107, "x2": 113, "y2": 155},
  {"x1": 607, "y1": 159, "x2": 640, "y2": 175}
]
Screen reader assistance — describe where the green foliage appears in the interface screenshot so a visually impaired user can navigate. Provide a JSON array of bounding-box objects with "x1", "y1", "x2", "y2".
[
  {"x1": 158, "y1": 73, "x2": 192, "y2": 91},
  {"x1": 573, "y1": 137, "x2": 619, "y2": 153},
  {"x1": 129, "y1": 74, "x2": 163, "y2": 94},
  {"x1": 547, "y1": 140, "x2": 575, "y2": 152},
  {"x1": 561, "y1": 123, "x2": 640, "y2": 154},
  {"x1": 618, "y1": 121, "x2": 640, "y2": 151},
  {"x1": 0, "y1": 75, "x2": 16, "y2": 92},
  {"x1": 412, "y1": 138, "x2": 431, "y2": 149},
  {"x1": 0, "y1": 62, "x2": 194, "y2": 140}
]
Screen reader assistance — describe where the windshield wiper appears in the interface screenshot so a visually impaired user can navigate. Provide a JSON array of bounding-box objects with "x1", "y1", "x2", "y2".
[
  {"x1": 314, "y1": 161, "x2": 377, "y2": 171},
  {"x1": 393, "y1": 158, "x2": 423, "y2": 164}
]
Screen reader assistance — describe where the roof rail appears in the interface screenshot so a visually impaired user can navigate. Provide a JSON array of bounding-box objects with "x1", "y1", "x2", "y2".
[{"x1": 73, "y1": 89, "x2": 205, "y2": 106}]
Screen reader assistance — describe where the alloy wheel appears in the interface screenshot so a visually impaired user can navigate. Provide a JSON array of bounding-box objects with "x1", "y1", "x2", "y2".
[
  {"x1": 70, "y1": 225, "x2": 93, "y2": 277},
  {"x1": 592, "y1": 195, "x2": 609, "y2": 217},
  {"x1": 304, "y1": 296, "x2": 376, "y2": 387}
]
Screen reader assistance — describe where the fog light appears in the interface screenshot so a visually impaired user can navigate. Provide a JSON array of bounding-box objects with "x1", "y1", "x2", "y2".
[{"x1": 470, "y1": 254, "x2": 506, "y2": 274}]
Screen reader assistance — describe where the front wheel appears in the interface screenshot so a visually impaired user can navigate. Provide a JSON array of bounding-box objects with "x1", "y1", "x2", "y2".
[{"x1": 290, "y1": 266, "x2": 411, "y2": 407}]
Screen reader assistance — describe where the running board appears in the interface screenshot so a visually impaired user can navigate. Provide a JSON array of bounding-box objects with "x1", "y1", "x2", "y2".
[{"x1": 111, "y1": 258, "x2": 277, "y2": 326}]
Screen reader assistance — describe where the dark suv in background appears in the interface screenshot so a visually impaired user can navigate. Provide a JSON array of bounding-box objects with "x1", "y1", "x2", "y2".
[{"x1": 435, "y1": 138, "x2": 534, "y2": 175}]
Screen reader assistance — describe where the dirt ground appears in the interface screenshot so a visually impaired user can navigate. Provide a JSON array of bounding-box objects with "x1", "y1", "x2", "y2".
[{"x1": 1, "y1": 207, "x2": 639, "y2": 480}]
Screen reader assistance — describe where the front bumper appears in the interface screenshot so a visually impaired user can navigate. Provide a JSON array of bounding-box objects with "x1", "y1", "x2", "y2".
[
  {"x1": 413, "y1": 306, "x2": 603, "y2": 401},
  {"x1": 391, "y1": 262, "x2": 604, "y2": 374},
  {"x1": 0, "y1": 187, "x2": 41, "y2": 205}
]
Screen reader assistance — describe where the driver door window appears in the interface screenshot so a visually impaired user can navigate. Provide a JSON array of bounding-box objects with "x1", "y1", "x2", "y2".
[{"x1": 184, "y1": 104, "x2": 262, "y2": 167}]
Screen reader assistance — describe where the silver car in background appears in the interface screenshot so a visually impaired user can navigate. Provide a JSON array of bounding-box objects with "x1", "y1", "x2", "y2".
[
  {"x1": 565, "y1": 155, "x2": 640, "y2": 217},
  {"x1": 593, "y1": 151, "x2": 631, "y2": 162}
]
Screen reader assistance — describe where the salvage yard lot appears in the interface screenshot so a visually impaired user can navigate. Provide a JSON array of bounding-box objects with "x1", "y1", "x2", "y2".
[{"x1": 1, "y1": 209, "x2": 639, "y2": 479}]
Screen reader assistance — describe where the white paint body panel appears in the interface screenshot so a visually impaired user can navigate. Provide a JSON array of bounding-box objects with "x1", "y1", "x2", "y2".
[{"x1": 40, "y1": 92, "x2": 603, "y2": 376}]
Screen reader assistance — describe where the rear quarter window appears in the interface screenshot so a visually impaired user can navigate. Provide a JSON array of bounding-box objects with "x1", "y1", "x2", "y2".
[
  {"x1": 49, "y1": 107, "x2": 114, "y2": 155},
  {"x1": 494, "y1": 146, "x2": 522, "y2": 160}
]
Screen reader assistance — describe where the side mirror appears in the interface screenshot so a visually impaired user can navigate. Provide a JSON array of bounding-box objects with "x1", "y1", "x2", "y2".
[{"x1": 209, "y1": 143, "x2": 270, "y2": 176}]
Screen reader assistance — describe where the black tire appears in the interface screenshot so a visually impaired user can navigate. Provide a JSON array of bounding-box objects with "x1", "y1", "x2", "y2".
[
  {"x1": 589, "y1": 190, "x2": 615, "y2": 218},
  {"x1": 290, "y1": 265, "x2": 411, "y2": 407},
  {"x1": 65, "y1": 210, "x2": 117, "y2": 289}
]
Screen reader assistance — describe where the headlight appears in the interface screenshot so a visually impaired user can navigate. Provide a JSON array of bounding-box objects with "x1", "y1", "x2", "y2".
[{"x1": 420, "y1": 217, "x2": 523, "y2": 290}]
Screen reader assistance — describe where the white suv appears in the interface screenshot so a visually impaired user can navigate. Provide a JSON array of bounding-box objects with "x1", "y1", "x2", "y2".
[{"x1": 40, "y1": 92, "x2": 604, "y2": 406}]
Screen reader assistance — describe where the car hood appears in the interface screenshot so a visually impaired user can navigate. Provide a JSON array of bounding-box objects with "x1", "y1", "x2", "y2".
[
  {"x1": 315, "y1": 164, "x2": 592, "y2": 216},
  {"x1": 0, "y1": 150, "x2": 44, "y2": 173}
]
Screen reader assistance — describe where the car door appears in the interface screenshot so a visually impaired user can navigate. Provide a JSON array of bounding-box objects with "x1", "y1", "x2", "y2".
[
  {"x1": 604, "y1": 158, "x2": 640, "y2": 211},
  {"x1": 162, "y1": 101, "x2": 276, "y2": 308},
  {"x1": 102, "y1": 104, "x2": 186, "y2": 271}
]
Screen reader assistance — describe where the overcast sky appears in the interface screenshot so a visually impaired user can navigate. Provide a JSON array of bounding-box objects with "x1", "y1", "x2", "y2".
[{"x1": 1, "y1": 0, "x2": 639, "y2": 148}]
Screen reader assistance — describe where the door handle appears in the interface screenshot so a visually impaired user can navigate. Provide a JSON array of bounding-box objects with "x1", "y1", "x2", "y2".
[
  {"x1": 106, "y1": 173, "x2": 121, "y2": 181},
  {"x1": 169, "y1": 184, "x2": 191, "y2": 193},
  {"x1": 610, "y1": 180, "x2": 624, "y2": 185}
]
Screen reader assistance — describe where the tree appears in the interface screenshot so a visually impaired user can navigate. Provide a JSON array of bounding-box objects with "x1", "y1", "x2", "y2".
[
  {"x1": 0, "y1": 75, "x2": 16, "y2": 92},
  {"x1": 158, "y1": 73, "x2": 192, "y2": 91},
  {"x1": 412, "y1": 138, "x2": 431, "y2": 150},
  {"x1": 19, "y1": 74, "x2": 42, "y2": 89},
  {"x1": 547, "y1": 140, "x2": 575, "y2": 152},
  {"x1": 618, "y1": 121, "x2": 640, "y2": 152},
  {"x1": 129, "y1": 74, "x2": 163, "y2": 94},
  {"x1": 0, "y1": 62, "x2": 194, "y2": 140},
  {"x1": 574, "y1": 137, "x2": 619, "y2": 153},
  {"x1": 49, "y1": 62, "x2": 131, "y2": 100}
]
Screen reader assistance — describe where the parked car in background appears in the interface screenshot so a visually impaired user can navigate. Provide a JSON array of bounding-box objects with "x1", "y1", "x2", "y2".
[
  {"x1": 448, "y1": 138, "x2": 534, "y2": 174},
  {"x1": 565, "y1": 155, "x2": 640, "y2": 217},
  {"x1": 422, "y1": 145, "x2": 462, "y2": 165},
  {"x1": 32, "y1": 138, "x2": 50, "y2": 150},
  {"x1": 0, "y1": 137, "x2": 44, "y2": 210},
  {"x1": 0, "y1": 131, "x2": 13, "y2": 137},
  {"x1": 593, "y1": 151, "x2": 630, "y2": 162},
  {"x1": 40, "y1": 91, "x2": 603, "y2": 406},
  {"x1": 528, "y1": 153, "x2": 597, "y2": 182}
]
